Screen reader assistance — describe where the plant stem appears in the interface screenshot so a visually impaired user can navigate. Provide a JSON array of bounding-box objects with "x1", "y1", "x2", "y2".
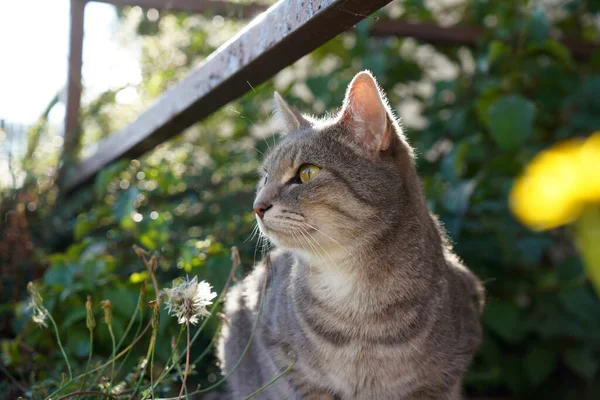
[
  {"x1": 130, "y1": 328, "x2": 157, "y2": 400},
  {"x1": 151, "y1": 326, "x2": 185, "y2": 390},
  {"x1": 150, "y1": 333, "x2": 156, "y2": 400},
  {"x1": 174, "y1": 350, "x2": 189, "y2": 399},
  {"x1": 115, "y1": 312, "x2": 144, "y2": 378},
  {"x1": 89, "y1": 286, "x2": 144, "y2": 388},
  {"x1": 57, "y1": 391, "x2": 116, "y2": 400},
  {"x1": 115, "y1": 299, "x2": 140, "y2": 353},
  {"x1": 190, "y1": 327, "x2": 220, "y2": 366},
  {"x1": 177, "y1": 320, "x2": 191, "y2": 400},
  {"x1": 148, "y1": 249, "x2": 240, "y2": 393},
  {"x1": 243, "y1": 362, "x2": 295, "y2": 399},
  {"x1": 108, "y1": 324, "x2": 116, "y2": 390},
  {"x1": 79, "y1": 329, "x2": 94, "y2": 394},
  {"x1": 47, "y1": 313, "x2": 73, "y2": 380},
  {"x1": 45, "y1": 321, "x2": 152, "y2": 400}
]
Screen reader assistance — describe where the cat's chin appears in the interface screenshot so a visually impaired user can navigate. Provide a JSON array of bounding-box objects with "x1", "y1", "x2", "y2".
[
  {"x1": 257, "y1": 224, "x2": 302, "y2": 253},
  {"x1": 258, "y1": 229, "x2": 289, "y2": 249}
]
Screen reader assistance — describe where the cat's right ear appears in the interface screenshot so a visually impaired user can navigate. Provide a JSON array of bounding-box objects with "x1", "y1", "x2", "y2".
[{"x1": 273, "y1": 91, "x2": 309, "y2": 134}]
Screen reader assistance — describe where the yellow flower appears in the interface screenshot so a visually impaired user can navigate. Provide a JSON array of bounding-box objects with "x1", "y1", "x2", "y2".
[{"x1": 510, "y1": 132, "x2": 600, "y2": 231}]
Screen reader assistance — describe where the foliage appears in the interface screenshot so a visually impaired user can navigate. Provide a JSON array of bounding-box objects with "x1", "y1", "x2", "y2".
[{"x1": 2, "y1": 0, "x2": 600, "y2": 398}]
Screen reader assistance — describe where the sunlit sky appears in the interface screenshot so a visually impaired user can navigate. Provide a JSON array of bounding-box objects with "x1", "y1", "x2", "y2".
[{"x1": 0, "y1": 0, "x2": 141, "y2": 126}]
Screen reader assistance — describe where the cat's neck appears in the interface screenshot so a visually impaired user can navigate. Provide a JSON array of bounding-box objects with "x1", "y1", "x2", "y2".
[{"x1": 291, "y1": 221, "x2": 445, "y2": 315}]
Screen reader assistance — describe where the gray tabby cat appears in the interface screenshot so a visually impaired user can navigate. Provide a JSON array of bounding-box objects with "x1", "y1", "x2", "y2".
[{"x1": 217, "y1": 71, "x2": 485, "y2": 400}]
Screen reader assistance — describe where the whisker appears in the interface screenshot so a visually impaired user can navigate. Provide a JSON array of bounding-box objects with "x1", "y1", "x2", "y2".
[
  {"x1": 253, "y1": 229, "x2": 266, "y2": 269},
  {"x1": 300, "y1": 222, "x2": 355, "y2": 259},
  {"x1": 230, "y1": 107, "x2": 272, "y2": 153},
  {"x1": 244, "y1": 222, "x2": 260, "y2": 243},
  {"x1": 303, "y1": 226, "x2": 357, "y2": 287},
  {"x1": 298, "y1": 226, "x2": 336, "y2": 276},
  {"x1": 216, "y1": 135, "x2": 264, "y2": 157},
  {"x1": 290, "y1": 227, "x2": 314, "y2": 280}
]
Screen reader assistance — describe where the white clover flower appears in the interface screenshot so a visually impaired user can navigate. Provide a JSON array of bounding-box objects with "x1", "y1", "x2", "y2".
[{"x1": 163, "y1": 276, "x2": 217, "y2": 325}]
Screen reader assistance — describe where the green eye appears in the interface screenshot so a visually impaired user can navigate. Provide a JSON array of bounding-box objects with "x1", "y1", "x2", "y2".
[{"x1": 299, "y1": 164, "x2": 321, "y2": 183}]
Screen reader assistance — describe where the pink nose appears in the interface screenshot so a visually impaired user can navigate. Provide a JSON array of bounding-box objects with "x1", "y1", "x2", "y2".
[{"x1": 253, "y1": 203, "x2": 272, "y2": 219}]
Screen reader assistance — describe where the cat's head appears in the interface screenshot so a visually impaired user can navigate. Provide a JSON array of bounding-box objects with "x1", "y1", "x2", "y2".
[{"x1": 254, "y1": 71, "x2": 426, "y2": 263}]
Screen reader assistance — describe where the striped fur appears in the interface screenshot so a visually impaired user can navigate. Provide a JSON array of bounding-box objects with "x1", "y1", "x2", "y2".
[{"x1": 217, "y1": 71, "x2": 484, "y2": 399}]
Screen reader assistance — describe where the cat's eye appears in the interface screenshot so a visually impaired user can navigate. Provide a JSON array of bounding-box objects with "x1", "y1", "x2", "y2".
[{"x1": 299, "y1": 164, "x2": 321, "y2": 183}]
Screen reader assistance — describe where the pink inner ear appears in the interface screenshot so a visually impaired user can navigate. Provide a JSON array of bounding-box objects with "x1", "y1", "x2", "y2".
[{"x1": 341, "y1": 72, "x2": 390, "y2": 153}]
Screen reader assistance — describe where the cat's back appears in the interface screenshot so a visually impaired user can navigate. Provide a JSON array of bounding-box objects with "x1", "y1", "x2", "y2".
[
  {"x1": 422, "y1": 251, "x2": 485, "y2": 373},
  {"x1": 445, "y1": 250, "x2": 486, "y2": 318}
]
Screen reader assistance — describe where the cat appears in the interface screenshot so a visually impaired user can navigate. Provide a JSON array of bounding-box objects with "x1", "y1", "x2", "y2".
[{"x1": 217, "y1": 70, "x2": 485, "y2": 400}]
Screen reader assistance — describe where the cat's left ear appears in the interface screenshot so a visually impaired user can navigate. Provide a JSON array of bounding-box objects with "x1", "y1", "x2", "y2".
[
  {"x1": 339, "y1": 71, "x2": 393, "y2": 155},
  {"x1": 273, "y1": 91, "x2": 310, "y2": 133}
]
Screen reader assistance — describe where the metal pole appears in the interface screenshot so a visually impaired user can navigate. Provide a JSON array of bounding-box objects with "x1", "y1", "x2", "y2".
[{"x1": 61, "y1": 0, "x2": 85, "y2": 184}]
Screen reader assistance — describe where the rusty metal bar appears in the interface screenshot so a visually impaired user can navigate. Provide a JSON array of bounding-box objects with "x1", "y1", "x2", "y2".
[
  {"x1": 92, "y1": 0, "x2": 268, "y2": 17},
  {"x1": 61, "y1": 0, "x2": 85, "y2": 176},
  {"x1": 369, "y1": 19, "x2": 480, "y2": 47},
  {"x1": 62, "y1": 0, "x2": 392, "y2": 192},
  {"x1": 368, "y1": 18, "x2": 596, "y2": 59}
]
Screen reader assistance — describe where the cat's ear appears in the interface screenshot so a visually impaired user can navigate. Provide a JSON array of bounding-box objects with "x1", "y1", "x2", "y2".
[
  {"x1": 273, "y1": 91, "x2": 310, "y2": 133},
  {"x1": 339, "y1": 71, "x2": 393, "y2": 155}
]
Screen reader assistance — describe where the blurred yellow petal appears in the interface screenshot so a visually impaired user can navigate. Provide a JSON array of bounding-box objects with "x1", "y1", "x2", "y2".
[
  {"x1": 510, "y1": 140, "x2": 584, "y2": 230},
  {"x1": 129, "y1": 271, "x2": 149, "y2": 283}
]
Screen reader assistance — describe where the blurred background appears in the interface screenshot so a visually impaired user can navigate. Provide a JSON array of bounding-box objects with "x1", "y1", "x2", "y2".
[{"x1": 1, "y1": 0, "x2": 600, "y2": 398}]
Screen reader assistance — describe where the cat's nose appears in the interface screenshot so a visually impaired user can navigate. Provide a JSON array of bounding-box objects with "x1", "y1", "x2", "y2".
[{"x1": 253, "y1": 202, "x2": 272, "y2": 219}]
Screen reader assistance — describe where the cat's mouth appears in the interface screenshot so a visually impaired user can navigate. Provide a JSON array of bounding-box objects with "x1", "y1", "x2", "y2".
[{"x1": 257, "y1": 214, "x2": 317, "y2": 251}]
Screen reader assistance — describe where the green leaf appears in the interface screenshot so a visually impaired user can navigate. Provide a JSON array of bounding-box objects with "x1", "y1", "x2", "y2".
[
  {"x1": 67, "y1": 330, "x2": 91, "y2": 358},
  {"x1": 95, "y1": 160, "x2": 128, "y2": 198},
  {"x1": 487, "y1": 95, "x2": 535, "y2": 150},
  {"x1": 61, "y1": 308, "x2": 86, "y2": 331},
  {"x1": 488, "y1": 40, "x2": 509, "y2": 65},
  {"x1": 516, "y1": 236, "x2": 553, "y2": 266},
  {"x1": 573, "y1": 207, "x2": 600, "y2": 297},
  {"x1": 527, "y1": 40, "x2": 573, "y2": 66},
  {"x1": 558, "y1": 286, "x2": 600, "y2": 326},
  {"x1": 501, "y1": 354, "x2": 527, "y2": 393},
  {"x1": 484, "y1": 300, "x2": 524, "y2": 343},
  {"x1": 113, "y1": 187, "x2": 140, "y2": 221},
  {"x1": 564, "y1": 347, "x2": 599, "y2": 381},
  {"x1": 526, "y1": 9, "x2": 550, "y2": 44},
  {"x1": 66, "y1": 241, "x2": 88, "y2": 261},
  {"x1": 557, "y1": 257, "x2": 585, "y2": 281},
  {"x1": 103, "y1": 288, "x2": 138, "y2": 317},
  {"x1": 525, "y1": 347, "x2": 557, "y2": 387},
  {"x1": 44, "y1": 264, "x2": 75, "y2": 288},
  {"x1": 442, "y1": 180, "x2": 477, "y2": 215},
  {"x1": 475, "y1": 86, "x2": 502, "y2": 125},
  {"x1": 82, "y1": 260, "x2": 107, "y2": 291}
]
